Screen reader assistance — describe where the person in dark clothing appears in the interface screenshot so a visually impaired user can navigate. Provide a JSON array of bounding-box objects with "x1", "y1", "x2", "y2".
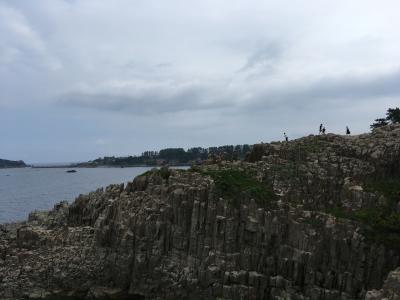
[
  {"x1": 346, "y1": 126, "x2": 350, "y2": 135},
  {"x1": 319, "y1": 124, "x2": 323, "y2": 134},
  {"x1": 322, "y1": 127, "x2": 326, "y2": 134},
  {"x1": 284, "y1": 132, "x2": 289, "y2": 142}
]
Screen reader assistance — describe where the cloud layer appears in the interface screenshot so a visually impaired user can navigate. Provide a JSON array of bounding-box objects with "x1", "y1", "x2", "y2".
[{"x1": 1, "y1": 0, "x2": 400, "y2": 162}]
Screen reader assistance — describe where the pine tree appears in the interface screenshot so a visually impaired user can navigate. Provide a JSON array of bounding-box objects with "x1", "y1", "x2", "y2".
[
  {"x1": 370, "y1": 107, "x2": 400, "y2": 129},
  {"x1": 370, "y1": 118, "x2": 388, "y2": 129},
  {"x1": 386, "y1": 107, "x2": 400, "y2": 124}
]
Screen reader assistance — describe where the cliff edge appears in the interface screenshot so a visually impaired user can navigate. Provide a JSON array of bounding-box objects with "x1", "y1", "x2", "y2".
[{"x1": 1, "y1": 125, "x2": 400, "y2": 299}]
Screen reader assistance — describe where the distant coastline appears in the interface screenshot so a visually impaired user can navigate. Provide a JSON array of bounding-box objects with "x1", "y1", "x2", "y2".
[
  {"x1": 4, "y1": 144, "x2": 251, "y2": 169},
  {"x1": 73, "y1": 145, "x2": 252, "y2": 169},
  {"x1": 30, "y1": 164, "x2": 190, "y2": 169},
  {"x1": 30, "y1": 162, "x2": 192, "y2": 169},
  {"x1": 0, "y1": 159, "x2": 28, "y2": 169}
]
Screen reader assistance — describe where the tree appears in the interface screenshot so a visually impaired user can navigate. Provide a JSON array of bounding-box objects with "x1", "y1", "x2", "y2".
[
  {"x1": 386, "y1": 107, "x2": 400, "y2": 124},
  {"x1": 370, "y1": 118, "x2": 389, "y2": 129},
  {"x1": 371, "y1": 107, "x2": 400, "y2": 129}
]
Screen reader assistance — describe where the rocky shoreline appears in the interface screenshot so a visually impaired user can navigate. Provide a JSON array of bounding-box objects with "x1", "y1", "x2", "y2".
[{"x1": 1, "y1": 125, "x2": 400, "y2": 299}]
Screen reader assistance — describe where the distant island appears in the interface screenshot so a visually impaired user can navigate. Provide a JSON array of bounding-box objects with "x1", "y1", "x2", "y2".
[
  {"x1": 77, "y1": 145, "x2": 252, "y2": 167},
  {"x1": 0, "y1": 158, "x2": 27, "y2": 168}
]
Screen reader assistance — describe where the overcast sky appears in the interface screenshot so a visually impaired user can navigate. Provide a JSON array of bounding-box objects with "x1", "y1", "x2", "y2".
[{"x1": 1, "y1": 0, "x2": 399, "y2": 163}]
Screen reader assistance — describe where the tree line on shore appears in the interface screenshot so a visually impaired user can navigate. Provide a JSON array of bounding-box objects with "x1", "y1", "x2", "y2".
[
  {"x1": 85, "y1": 144, "x2": 253, "y2": 167},
  {"x1": 81, "y1": 107, "x2": 399, "y2": 167}
]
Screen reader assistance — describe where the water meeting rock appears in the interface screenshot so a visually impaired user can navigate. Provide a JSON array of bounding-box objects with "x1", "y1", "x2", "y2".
[{"x1": 1, "y1": 124, "x2": 400, "y2": 299}]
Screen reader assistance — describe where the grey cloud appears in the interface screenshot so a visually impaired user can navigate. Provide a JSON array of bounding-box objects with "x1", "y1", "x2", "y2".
[
  {"x1": 2, "y1": 0, "x2": 400, "y2": 162},
  {"x1": 155, "y1": 63, "x2": 172, "y2": 68},
  {"x1": 247, "y1": 69, "x2": 400, "y2": 111},
  {"x1": 238, "y1": 42, "x2": 284, "y2": 73},
  {"x1": 304, "y1": 70, "x2": 400, "y2": 100},
  {"x1": 59, "y1": 68, "x2": 400, "y2": 117},
  {"x1": 58, "y1": 84, "x2": 231, "y2": 115}
]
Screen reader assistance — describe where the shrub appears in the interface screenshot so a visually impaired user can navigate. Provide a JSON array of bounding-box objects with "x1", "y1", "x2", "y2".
[{"x1": 201, "y1": 169, "x2": 277, "y2": 208}]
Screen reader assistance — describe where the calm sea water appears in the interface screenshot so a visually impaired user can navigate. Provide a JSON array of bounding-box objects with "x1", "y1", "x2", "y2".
[{"x1": 0, "y1": 167, "x2": 156, "y2": 223}]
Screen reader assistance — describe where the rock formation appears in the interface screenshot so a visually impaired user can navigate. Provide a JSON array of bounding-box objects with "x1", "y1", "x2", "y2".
[
  {"x1": 1, "y1": 125, "x2": 400, "y2": 299},
  {"x1": 365, "y1": 268, "x2": 400, "y2": 299}
]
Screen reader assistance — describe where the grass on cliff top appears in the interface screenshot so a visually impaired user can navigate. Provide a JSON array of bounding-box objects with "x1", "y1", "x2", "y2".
[
  {"x1": 199, "y1": 169, "x2": 277, "y2": 208},
  {"x1": 328, "y1": 207, "x2": 400, "y2": 249}
]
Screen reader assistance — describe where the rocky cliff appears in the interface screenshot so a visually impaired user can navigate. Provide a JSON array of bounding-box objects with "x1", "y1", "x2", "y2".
[{"x1": 1, "y1": 125, "x2": 400, "y2": 300}]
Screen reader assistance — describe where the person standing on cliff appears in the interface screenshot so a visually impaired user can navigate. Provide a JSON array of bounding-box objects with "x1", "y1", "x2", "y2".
[
  {"x1": 346, "y1": 126, "x2": 351, "y2": 135},
  {"x1": 319, "y1": 124, "x2": 323, "y2": 134},
  {"x1": 284, "y1": 132, "x2": 289, "y2": 142},
  {"x1": 322, "y1": 127, "x2": 326, "y2": 134}
]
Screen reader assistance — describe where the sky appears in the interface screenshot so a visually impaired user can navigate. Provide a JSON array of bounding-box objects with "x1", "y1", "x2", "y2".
[{"x1": 1, "y1": 0, "x2": 399, "y2": 163}]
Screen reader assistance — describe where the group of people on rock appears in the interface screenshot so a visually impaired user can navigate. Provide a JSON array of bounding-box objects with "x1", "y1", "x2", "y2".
[
  {"x1": 283, "y1": 124, "x2": 351, "y2": 142},
  {"x1": 318, "y1": 124, "x2": 351, "y2": 136}
]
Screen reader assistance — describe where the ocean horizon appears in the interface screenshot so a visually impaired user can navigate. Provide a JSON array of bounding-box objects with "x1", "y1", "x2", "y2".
[{"x1": 0, "y1": 166, "x2": 156, "y2": 223}]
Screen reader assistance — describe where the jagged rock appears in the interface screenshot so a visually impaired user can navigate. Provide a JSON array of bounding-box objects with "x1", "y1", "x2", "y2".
[
  {"x1": 1, "y1": 125, "x2": 400, "y2": 299},
  {"x1": 365, "y1": 268, "x2": 400, "y2": 299}
]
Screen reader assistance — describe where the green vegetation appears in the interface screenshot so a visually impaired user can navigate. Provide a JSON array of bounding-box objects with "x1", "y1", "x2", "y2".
[
  {"x1": 328, "y1": 207, "x2": 400, "y2": 234},
  {"x1": 370, "y1": 107, "x2": 400, "y2": 129},
  {"x1": 328, "y1": 207, "x2": 400, "y2": 249},
  {"x1": 158, "y1": 167, "x2": 171, "y2": 181},
  {"x1": 200, "y1": 169, "x2": 277, "y2": 208},
  {"x1": 365, "y1": 177, "x2": 400, "y2": 208},
  {"x1": 328, "y1": 176, "x2": 400, "y2": 248},
  {"x1": 141, "y1": 167, "x2": 277, "y2": 207},
  {"x1": 139, "y1": 167, "x2": 171, "y2": 181},
  {"x1": 83, "y1": 144, "x2": 252, "y2": 167},
  {"x1": 387, "y1": 107, "x2": 400, "y2": 123},
  {"x1": 356, "y1": 210, "x2": 400, "y2": 248},
  {"x1": 370, "y1": 118, "x2": 389, "y2": 129},
  {"x1": 138, "y1": 169, "x2": 153, "y2": 177}
]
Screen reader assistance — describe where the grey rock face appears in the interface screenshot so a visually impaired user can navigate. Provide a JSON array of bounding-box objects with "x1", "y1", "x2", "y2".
[
  {"x1": 365, "y1": 268, "x2": 400, "y2": 299},
  {"x1": 1, "y1": 125, "x2": 400, "y2": 299}
]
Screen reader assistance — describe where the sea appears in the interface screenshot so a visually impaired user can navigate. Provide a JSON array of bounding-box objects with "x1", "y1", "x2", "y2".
[{"x1": 0, "y1": 166, "x2": 170, "y2": 224}]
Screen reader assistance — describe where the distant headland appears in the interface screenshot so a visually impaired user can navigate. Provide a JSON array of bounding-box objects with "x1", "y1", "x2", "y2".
[{"x1": 0, "y1": 158, "x2": 27, "y2": 168}]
